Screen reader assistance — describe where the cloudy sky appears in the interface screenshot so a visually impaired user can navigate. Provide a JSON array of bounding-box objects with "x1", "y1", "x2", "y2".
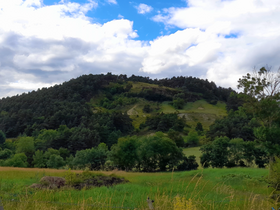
[{"x1": 0, "y1": 0, "x2": 280, "y2": 98}]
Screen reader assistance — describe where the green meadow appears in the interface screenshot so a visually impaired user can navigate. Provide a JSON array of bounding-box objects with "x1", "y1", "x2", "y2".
[{"x1": 0, "y1": 166, "x2": 276, "y2": 210}]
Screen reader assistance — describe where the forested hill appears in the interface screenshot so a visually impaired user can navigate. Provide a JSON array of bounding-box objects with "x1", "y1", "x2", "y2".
[{"x1": 0, "y1": 73, "x2": 233, "y2": 142}]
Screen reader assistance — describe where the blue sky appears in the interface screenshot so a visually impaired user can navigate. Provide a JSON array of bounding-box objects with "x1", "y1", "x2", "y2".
[
  {"x1": 43, "y1": 0, "x2": 187, "y2": 41},
  {"x1": 0, "y1": 0, "x2": 279, "y2": 98}
]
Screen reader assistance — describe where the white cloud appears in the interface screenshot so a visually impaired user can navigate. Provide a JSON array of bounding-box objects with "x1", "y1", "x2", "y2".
[
  {"x1": 1, "y1": 0, "x2": 280, "y2": 98},
  {"x1": 147, "y1": 0, "x2": 280, "y2": 88},
  {"x1": 135, "y1": 3, "x2": 153, "y2": 14},
  {"x1": 106, "y1": 0, "x2": 117, "y2": 5},
  {"x1": 0, "y1": 0, "x2": 148, "y2": 98}
]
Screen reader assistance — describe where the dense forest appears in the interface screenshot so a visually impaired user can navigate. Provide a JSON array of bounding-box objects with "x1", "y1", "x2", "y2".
[
  {"x1": 0, "y1": 69, "x2": 279, "y2": 176},
  {"x1": 0, "y1": 73, "x2": 232, "y2": 139}
]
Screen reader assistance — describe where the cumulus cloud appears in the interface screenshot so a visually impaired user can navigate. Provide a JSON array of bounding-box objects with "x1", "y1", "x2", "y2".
[
  {"x1": 135, "y1": 3, "x2": 153, "y2": 14},
  {"x1": 0, "y1": 0, "x2": 147, "y2": 98},
  {"x1": 1, "y1": 0, "x2": 280, "y2": 98},
  {"x1": 147, "y1": 0, "x2": 280, "y2": 88}
]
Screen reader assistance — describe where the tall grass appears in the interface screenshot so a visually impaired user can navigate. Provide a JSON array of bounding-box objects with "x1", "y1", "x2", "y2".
[{"x1": 0, "y1": 167, "x2": 276, "y2": 210}]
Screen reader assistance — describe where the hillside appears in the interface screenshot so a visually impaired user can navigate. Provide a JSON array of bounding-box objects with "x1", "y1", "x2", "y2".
[{"x1": 0, "y1": 73, "x2": 233, "y2": 151}]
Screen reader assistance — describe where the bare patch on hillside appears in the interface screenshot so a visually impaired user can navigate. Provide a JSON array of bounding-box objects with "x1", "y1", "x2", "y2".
[{"x1": 127, "y1": 105, "x2": 138, "y2": 115}]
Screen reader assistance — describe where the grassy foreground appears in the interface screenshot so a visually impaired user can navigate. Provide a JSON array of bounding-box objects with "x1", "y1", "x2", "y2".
[{"x1": 0, "y1": 166, "x2": 277, "y2": 210}]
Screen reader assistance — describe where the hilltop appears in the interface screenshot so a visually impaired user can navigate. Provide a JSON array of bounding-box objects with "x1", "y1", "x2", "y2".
[{"x1": 0, "y1": 73, "x2": 233, "y2": 152}]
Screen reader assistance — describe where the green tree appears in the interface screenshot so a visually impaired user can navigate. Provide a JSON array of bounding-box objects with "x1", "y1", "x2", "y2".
[
  {"x1": 46, "y1": 154, "x2": 65, "y2": 169},
  {"x1": 139, "y1": 132, "x2": 183, "y2": 172},
  {"x1": 238, "y1": 67, "x2": 280, "y2": 163},
  {"x1": 32, "y1": 150, "x2": 46, "y2": 168},
  {"x1": 5, "y1": 153, "x2": 28, "y2": 167},
  {"x1": 195, "y1": 122, "x2": 203, "y2": 134},
  {"x1": 200, "y1": 136, "x2": 230, "y2": 168},
  {"x1": 185, "y1": 130, "x2": 199, "y2": 147},
  {"x1": 16, "y1": 136, "x2": 35, "y2": 166},
  {"x1": 0, "y1": 148, "x2": 13, "y2": 160},
  {"x1": 72, "y1": 143, "x2": 108, "y2": 170},
  {"x1": 228, "y1": 138, "x2": 244, "y2": 167},
  {"x1": 173, "y1": 98, "x2": 184, "y2": 109},
  {"x1": 267, "y1": 157, "x2": 280, "y2": 202},
  {"x1": 59, "y1": 147, "x2": 70, "y2": 160},
  {"x1": 44, "y1": 148, "x2": 60, "y2": 160},
  {"x1": 168, "y1": 129, "x2": 185, "y2": 147},
  {"x1": 110, "y1": 137, "x2": 139, "y2": 171},
  {"x1": 0, "y1": 130, "x2": 6, "y2": 145}
]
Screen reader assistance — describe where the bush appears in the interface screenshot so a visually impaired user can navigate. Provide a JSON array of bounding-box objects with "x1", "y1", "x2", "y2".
[
  {"x1": 0, "y1": 148, "x2": 13, "y2": 159},
  {"x1": 185, "y1": 131, "x2": 199, "y2": 147},
  {"x1": 268, "y1": 157, "x2": 280, "y2": 202},
  {"x1": 5, "y1": 153, "x2": 28, "y2": 167},
  {"x1": 46, "y1": 154, "x2": 65, "y2": 169},
  {"x1": 176, "y1": 155, "x2": 198, "y2": 171}
]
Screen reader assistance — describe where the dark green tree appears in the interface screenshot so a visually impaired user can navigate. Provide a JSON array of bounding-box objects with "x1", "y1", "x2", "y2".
[
  {"x1": 16, "y1": 136, "x2": 35, "y2": 166},
  {"x1": 110, "y1": 137, "x2": 139, "y2": 171},
  {"x1": 46, "y1": 154, "x2": 65, "y2": 169},
  {"x1": 200, "y1": 136, "x2": 230, "y2": 168},
  {"x1": 168, "y1": 129, "x2": 185, "y2": 147},
  {"x1": 195, "y1": 122, "x2": 203, "y2": 132},
  {"x1": 0, "y1": 130, "x2": 6, "y2": 145}
]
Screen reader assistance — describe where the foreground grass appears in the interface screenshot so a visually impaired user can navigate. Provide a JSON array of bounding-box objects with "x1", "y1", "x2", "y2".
[{"x1": 0, "y1": 166, "x2": 276, "y2": 210}]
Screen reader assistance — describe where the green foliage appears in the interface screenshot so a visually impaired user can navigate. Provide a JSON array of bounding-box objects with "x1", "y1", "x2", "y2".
[
  {"x1": 46, "y1": 154, "x2": 65, "y2": 169},
  {"x1": 226, "y1": 92, "x2": 244, "y2": 112},
  {"x1": 107, "y1": 130, "x2": 122, "y2": 148},
  {"x1": 110, "y1": 137, "x2": 139, "y2": 171},
  {"x1": 168, "y1": 129, "x2": 185, "y2": 147},
  {"x1": 200, "y1": 136, "x2": 230, "y2": 168},
  {"x1": 143, "y1": 104, "x2": 152, "y2": 113},
  {"x1": 176, "y1": 155, "x2": 199, "y2": 171},
  {"x1": 173, "y1": 98, "x2": 185, "y2": 109},
  {"x1": 0, "y1": 130, "x2": 6, "y2": 145},
  {"x1": 17, "y1": 137, "x2": 35, "y2": 154},
  {"x1": 207, "y1": 108, "x2": 256, "y2": 141},
  {"x1": 72, "y1": 143, "x2": 108, "y2": 170},
  {"x1": 64, "y1": 169, "x2": 83, "y2": 186},
  {"x1": 201, "y1": 136, "x2": 269, "y2": 169},
  {"x1": 16, "y1": 136, "x2": 35, "y2": 166},
  {"x1": 254, "y1": 125, "x2": 280, "y2": 158},
  {"x1": 32, "y1": 150, "x2": 46, "y2": 168},
  {"x1": 185, "y1": 130, "x2": 199, "y2": 147},
  {"x1": 144, "y1": 113, "x2": 185, "y2": 132},
  {"x1": 109, "y1": 133, "x2": 186, "y2": 172},
  {"x1": 5, "y1": 153, "x2": 28, "y2": 167},
  {"x1": 138, "y1": 132, "x2": 184, "y2": 171},
  {"x1": 0, "y1": 148, "x2": 13, "y2": 160},
  {"x1": 44, "y1": 148, "x2": 60, "y2": 160},
  {"x1": 268, "y1": 157, "x2": 280, "y2": 202},
  {"x1": 59, "y1": 147, "x2": 70, "y2": 160},
  {"x1": 195, "y1": 122, "x2": 203, "y2": 132}
]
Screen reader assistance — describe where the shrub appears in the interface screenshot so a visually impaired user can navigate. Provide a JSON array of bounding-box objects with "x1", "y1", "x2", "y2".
[
  {"x1": 5, "y1": 153, "x2": 28, "y2": 167},
  {"x1": 185, "y1": 131, "x2": 199, "y2": 147}
]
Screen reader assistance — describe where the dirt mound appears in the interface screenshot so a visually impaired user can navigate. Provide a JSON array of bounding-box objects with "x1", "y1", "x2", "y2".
[
  {"x1": 72, "y1": 175, "x2": 128, "y2": 190},
  {"x1": 29, "y1": 176, "x2": 65, "y2": 189},
  {"x1": 29, "y1": 174, "x2": 128, "y2": 190}
]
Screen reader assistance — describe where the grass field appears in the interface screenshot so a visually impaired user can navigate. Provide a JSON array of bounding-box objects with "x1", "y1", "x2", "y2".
[{"x1": 0, "y1": 166, "x2": 276, "y2": 210}]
